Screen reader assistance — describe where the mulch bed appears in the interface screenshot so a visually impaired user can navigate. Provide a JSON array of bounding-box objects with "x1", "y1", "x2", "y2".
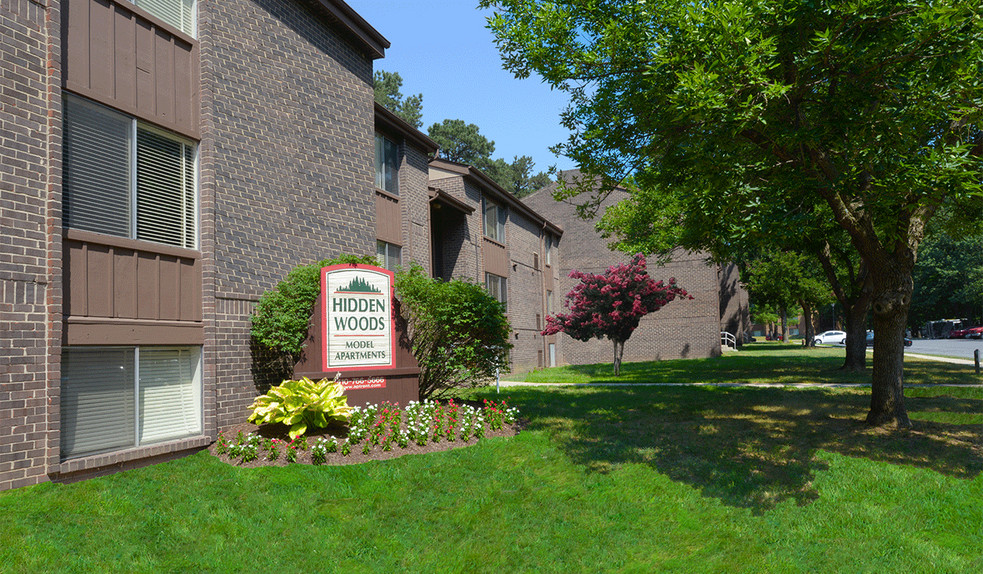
[{"x1": 209, "y1": 417, "x2": 521, "y2": 469}]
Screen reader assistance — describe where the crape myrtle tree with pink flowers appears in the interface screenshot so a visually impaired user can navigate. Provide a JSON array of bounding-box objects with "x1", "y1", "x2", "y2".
[{"x1": 542, "y1": 254, "x2": 691, "y2": 375}]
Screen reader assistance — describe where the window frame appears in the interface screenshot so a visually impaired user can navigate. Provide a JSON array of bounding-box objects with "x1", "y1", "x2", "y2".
[
  {"x1": 544, "y1": 235, "x2": 553, "y2": 266},
  {"x1": 374, "y1": 132, "x2": 400, "y2": 195},
  {"x1": 60, "y1": 345, "x2": 203, "y2": 460},
  {"x1": 63, "y1": 94, "x2": 199, "y2": 250},
  {"x1": 485, "y1": 272, "x2": 508, "y2": 311},
  {"x1": 376, "y1": 240, "x2": 402, "y2": 272},
  {"x1": 483, "y1": 197, "x2": 506, "y2": 243}
]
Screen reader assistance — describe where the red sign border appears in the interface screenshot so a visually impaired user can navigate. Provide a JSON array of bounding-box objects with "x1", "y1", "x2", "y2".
[{"x1": 321, "y1": 263, "x2": 396, "y2": 372}]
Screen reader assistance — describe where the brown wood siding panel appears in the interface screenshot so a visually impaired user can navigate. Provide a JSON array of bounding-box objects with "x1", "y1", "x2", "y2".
[
  {"x1": 88, "y1": 0, "x2": 114, "y2": 103},
  {"x1": 154, "y1": 30, "x2": 174, "y2": 125},
  {"x1": 114, "y1": 250, "x2": 138, "y2": 319},
  {"x1": 85, "y1": 243, "x2": 113, "y2": 317},
  {"x1": 113, "y1": 8, "x2": 136, "y2": 109},
  {"x1": 158, "y1": 255, "x2": 180, "y2": 320},
  {"x1": 136, "y1": 252, "x2": 159, "y2": 319},
  {"x1": 135, "y1": 19, "x2": 155, "y2": 115},
  {"x1": 375, "y1": 192, "x2": 402, "y2": 245},
  {"x1": 179, "y1": 259, "x2": 200, "y2": 321},
  {"x1": 65, "y1": 241, "x2": 85, "y2": 316},
  {"x1": 62, "y1": 0, "x2": 199, "y2": 139},
  {"x1": 173, "y1": 42, "x2": 193, "y2": 129},
  {"x1": 65, "y1": 319, "x2": 203, "y2": 346},
  {"x1": 483, "y1": 239, "x2": 509, "y2": 277},
  {"x1": 64, "y1": 0, "x2": 91, "y2": 89},
  {"x1": 64, "y1": 234, "x2": 201, "y2": 325}
]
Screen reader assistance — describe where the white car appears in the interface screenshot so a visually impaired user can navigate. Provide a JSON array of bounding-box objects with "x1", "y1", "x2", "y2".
[{"x1": 814, "y1": 330, "x2": 847, "y2": 345}]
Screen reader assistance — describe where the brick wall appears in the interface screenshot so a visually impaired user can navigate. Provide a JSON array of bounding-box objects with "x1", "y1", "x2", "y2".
[
  {"x1": 398, "y1": 142, "x2": 431, "y2": 271},
  {"x1": 506, "y1": 212, "x2": 547, "y2": 371},
  {"x1": 0, "y1": 0, "x2": 61, "y2": 491},
  {"x1": 199, "y1": 0, "x2": 377, "y2": 431}
]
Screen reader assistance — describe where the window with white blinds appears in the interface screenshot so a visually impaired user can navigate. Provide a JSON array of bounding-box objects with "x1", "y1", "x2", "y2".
[
  {"x1": 60, "y1": 346, "x2": 202, "y2": 460},
  {"x1": 63, "y1": 94, "x2": 198, "y2": 250},
  {"x1": 376, "y1": 240, "x2": 402, "y2": 272},
  {"x1": 132, "y1": 0, "x2": 196, "y2": 37}
]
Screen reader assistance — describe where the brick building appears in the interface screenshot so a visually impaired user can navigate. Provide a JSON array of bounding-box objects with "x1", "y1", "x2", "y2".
[
  {"x1": 524, "y1": 171, "x2": 750, "y2": 366},
  {"x1": 427, "y1": 158, "x2": 563, "y2": 372},
  {"x1": 1, "y1": 0, "x2": 745, "y2": 491},
  {"x1": 1, "y1": 0, "x2": 389, "y2": 490}
]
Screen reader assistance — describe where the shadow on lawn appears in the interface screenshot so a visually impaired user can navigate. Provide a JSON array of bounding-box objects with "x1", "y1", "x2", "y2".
[{"x1": 513, "y1": 386, "x2": 983, "y2": 513}]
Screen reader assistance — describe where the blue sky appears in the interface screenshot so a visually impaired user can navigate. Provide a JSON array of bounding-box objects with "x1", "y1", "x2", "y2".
[{"x1": 346, "y1": 0, "x2": 577, "y2": 173}]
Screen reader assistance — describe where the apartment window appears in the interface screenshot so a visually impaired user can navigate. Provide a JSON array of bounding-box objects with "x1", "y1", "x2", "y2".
[
  {"x1": 533, "y1": 252, "x2": 540, "y2": 270},
  {"x1": 63, "y1": 95, "x2": 198, "y2": 250},
  {"x1": 60, "y1": 346, "x2": 202, "y2": 460},
  {"x1": 483, "y1": 197, "x2": 506, "y2": 243},
  {"x1": 375, "y1": 133, "x2": 399, "y2": 194},
  {"x1": 545, "y1": 235, "x2": 553, "y2": 266},
  {"x1": 546, "y1": 290, "x2": 555, "y2": 315},
  {"x1": 376, "y1": 240, "x2": 402, "y2": 272},
  {"x1": 132, "y1": 0, "x2": 197, "y2": 37},
  {"x1": 486, "y1": 272, "x2": 507, "y2": 311}
]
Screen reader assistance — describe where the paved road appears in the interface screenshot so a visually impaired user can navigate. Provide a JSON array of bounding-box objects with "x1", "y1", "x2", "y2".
[{"x1": 907, "y1": 338, "x2": 983, "y2": 360}]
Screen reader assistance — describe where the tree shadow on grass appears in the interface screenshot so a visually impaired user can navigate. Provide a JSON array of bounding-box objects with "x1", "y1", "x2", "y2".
[{"x1": 511, "y1": 386, "x2": 983, "y2": 513}]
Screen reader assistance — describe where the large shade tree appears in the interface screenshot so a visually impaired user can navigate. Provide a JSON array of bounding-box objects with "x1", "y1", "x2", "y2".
[{"x1": 481, "y1": 0, "x2": 983, "y2": 427}]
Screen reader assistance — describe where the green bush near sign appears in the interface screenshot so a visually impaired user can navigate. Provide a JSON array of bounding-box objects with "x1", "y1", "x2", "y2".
[
  {"x1": 251, "y1": 254, "x2": 378, "y2": 357},
  {"x1": 395, "y1": 264, "x2": 512, "y2": 398}
]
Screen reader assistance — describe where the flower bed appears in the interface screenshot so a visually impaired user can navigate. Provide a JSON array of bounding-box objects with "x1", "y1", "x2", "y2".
[{"x1": 210, "y1": 399, "x2": 520, "y2": 468}]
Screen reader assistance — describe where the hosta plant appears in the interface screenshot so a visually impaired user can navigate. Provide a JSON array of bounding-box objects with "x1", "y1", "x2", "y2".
[{"x1": 247, "y1": 376, "x2": 352, "y2": 439}]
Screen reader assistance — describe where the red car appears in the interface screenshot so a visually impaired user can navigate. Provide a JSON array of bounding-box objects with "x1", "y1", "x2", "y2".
[
  {"x1": 949, "y1": 327, "x2": 970, "y2": 338},
  {"x1": 966, "y1": 326, "x2": 983, "y2": 339}
]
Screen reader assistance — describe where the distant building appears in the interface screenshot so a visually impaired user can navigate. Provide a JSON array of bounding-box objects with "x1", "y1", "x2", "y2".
[{"x1": 524, "y1": 171, "x2": 750, "y2": 366}]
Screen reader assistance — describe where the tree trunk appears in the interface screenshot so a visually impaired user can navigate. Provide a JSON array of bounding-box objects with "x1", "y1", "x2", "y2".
[
  {"x1": 780, "y1": 306, "x2": 789, "y2": 342},
  {"x1": 841, "y1": 301, "x2": 869, "y2": 372},
  {"x1": 800, "y1": 300, "x2": 815, "y2": 347},
  {"x1": 866, "y1": 263, "x2": 913, "y2": 428},
  {"x1": 612, "y1": 339, "x2": 625, "y2": 376}
]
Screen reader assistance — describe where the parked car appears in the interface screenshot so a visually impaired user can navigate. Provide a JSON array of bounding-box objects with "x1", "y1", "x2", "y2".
[
  {"x1": 866, "y1": 331, "x2": 913, "y2": 347},
  {"x1": 814, "y1": 330, "x2": 847, "y2": 345},
  {"x1": 967, "y1": 326, "x2": 983, "y2": 339}
]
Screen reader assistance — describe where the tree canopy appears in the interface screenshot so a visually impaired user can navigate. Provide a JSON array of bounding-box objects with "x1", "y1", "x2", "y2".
[
  {"x1": 482, "y1": 0, "x2": 983, "y2": 427},
  {"x1": 374, "y1": 70, "x2": 424, "y2": 128},
  {"x1": 428, "y1": 119, "x2": 552, "y2": 197},
  {"x1": 543, "y1": 254, "x2": 690, "y2": 375}
]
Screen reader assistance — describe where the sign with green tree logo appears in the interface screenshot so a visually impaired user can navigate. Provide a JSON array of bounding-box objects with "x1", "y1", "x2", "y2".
[{"x1": 321, "y1": 264, "x2": 394, "y2": 370}]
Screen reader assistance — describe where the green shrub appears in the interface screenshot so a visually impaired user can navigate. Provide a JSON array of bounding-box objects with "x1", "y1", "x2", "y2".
[
  {"x1": 250, "y1": 254, "x2": 378, "y2": 357},
  {"x1": 247, "y1": 377, "x2": 353, "y2": 439},
  {"x1": 395, "y1": 264, "x2": 513, "y2": 398}
]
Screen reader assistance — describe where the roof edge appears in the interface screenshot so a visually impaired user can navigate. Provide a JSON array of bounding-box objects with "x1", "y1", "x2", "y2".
[
  {"x1": 429, "y1": 158, "x2": 564, "y2": 237},
  {"x1": 375, "y1": 103, "x2": 439, "y2": 153},
  {"x1": 314, "y1": 0, "x2": 390, "y2": 60}
]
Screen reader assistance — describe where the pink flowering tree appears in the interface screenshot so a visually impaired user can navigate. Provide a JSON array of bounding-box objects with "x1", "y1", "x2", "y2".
[{"x1": 543, "y1": 254, "x2": 691, "y2": 375}]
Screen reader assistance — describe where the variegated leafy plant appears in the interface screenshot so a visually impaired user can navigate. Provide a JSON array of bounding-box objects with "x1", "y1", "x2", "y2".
[{"x1": 248, "y1": 376, "x2": 352, "y2": 439}]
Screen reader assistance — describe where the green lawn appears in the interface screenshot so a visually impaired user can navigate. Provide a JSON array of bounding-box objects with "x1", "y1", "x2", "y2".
[
  {"x1": 519, "y1": 342, "x2": 982, "y2": 386},
  {"x1": 2, "y1": 346, "x2": 981, "y2": 572}
]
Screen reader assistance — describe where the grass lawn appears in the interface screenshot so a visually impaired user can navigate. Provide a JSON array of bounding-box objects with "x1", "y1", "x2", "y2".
[{"x1": 2, "y1": 345, "x2": 981, "y2": 572}]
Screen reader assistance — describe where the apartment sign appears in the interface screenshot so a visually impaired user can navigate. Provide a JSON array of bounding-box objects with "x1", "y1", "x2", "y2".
[{"x1": 321, "y1": 264, "x2": 395, "y2": 371}]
